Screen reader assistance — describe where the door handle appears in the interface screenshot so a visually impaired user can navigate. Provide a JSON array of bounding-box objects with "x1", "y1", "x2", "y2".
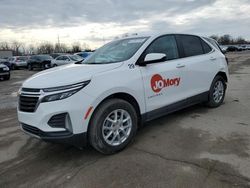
[
  {"x1": 210, "y1": 57, "x2": 217, "y2": 61},
  {"x1": 176, "y1": 64, "x2": 185, "y2": 68}
]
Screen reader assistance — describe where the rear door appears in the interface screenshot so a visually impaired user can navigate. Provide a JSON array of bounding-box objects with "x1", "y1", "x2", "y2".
[
  {"x1": 139, "y1": 35, "x2": 188, "y2": 113},
  {"x1": 175, "y1": 34, "x2": 219, "y2": 97}
]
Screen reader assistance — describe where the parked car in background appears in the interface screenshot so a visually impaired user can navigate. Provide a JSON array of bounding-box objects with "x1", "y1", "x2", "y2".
[
  {"x1": 0, "y1": 62, "x2": 10, "y2": 80},
  {"x1": 220, "y1": 45, "x2": 228, "y2": 53},
  {"x1": 8, "y1": 56, "x2": 28, "y2": 70},
  {"x1": 227, "y1": 46, "x2": 239, "y2": 52},
  {"x1": 51, "y1": 54, "x2": 83, "y2": 67},
  {"x1": 27, "y1": 55, "x2": 53, "y2": 71},
  {"x1": 74, "y1": 51, "x2": 93, "y2": 59},
  {"x1": 0, "y1": 58, "x2": 12, "y2": 69}
]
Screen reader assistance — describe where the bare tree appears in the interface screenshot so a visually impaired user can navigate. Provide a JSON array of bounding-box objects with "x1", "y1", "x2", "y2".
[
  {"x1": 37, "y1": 43, "x2": 54, "y2": 54},
  {"x1": 12, "y1": 41, "x2": 23, "y2": 56},
  {"x1": 0, "y1": 42, "x2": 11, "y2": 50},
  {"x1": 82, "y1": 42, "x2": 91, "y2": 51},
  {"x1": 71, "y1": 42, "x2": 81, "y2": 53},
  {"x1": 27, "y1": 44, "x2": 36, "y2": 55},
  {"x1": 235, "y1": 37, "x2": 247, "y2": 44},
  {"x1": 54, "y1": 43, "x2": 68, "y2": 53},
  {"x1": 218, "y1": 34, "x2": 233, "y2": 45}
]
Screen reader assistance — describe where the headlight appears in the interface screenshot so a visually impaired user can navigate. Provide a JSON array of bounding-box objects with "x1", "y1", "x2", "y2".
[
  {"x1": 3, "y1": 67, "x2": 9, "y2": 71},
  {"x1": 41, "y1": 80, "x2": 90, "y2": 103}
]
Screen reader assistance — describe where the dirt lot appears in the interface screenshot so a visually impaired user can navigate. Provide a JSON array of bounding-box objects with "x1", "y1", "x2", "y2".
[{"x1": 0, "y1": 52, "x2": 250, "y2": 188}]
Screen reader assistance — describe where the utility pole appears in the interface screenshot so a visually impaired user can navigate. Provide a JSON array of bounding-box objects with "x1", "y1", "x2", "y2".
[{"x1": 57, "y1": 34, "x2": 60, "y2": 52}]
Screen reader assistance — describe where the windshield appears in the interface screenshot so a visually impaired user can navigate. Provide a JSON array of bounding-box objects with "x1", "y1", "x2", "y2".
[
  {"x1": 37, "y1": 55, "x2": 53, "y2": 60},
  {"x1": 84, "y1": 37, "x2": 148, "y2": 64},
  {"x1": 69, "y1": 55, "x2": 83, "y2": 61}
]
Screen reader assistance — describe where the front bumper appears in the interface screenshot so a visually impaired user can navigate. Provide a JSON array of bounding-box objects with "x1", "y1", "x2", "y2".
[
  {"x1": 21, "y1": 123, "x2": 87, "y2": 147},
  {"x1": 0, "y1": 71, "x2": 9, "y2": 76},
  {"x1": 17, "y1": 90, "x2": 96, "y2": 148}
]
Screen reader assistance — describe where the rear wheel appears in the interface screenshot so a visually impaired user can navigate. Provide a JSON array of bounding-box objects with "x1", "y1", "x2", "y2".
[
  {"x1": 28, "y1": 64, "x2": 33, "y2": 71},
  {"x1": 206, "y1": 75, "x2": 226, "y2": 108},
  {"x1": 89, "y1": 99, "x2": 138, "y2": 154},
  {"x1": 11, "y1": 64, "x2": 16, "y2": 70},
  {"x1": 53, "y1": 64, "x2": 58, "y2": 67}
]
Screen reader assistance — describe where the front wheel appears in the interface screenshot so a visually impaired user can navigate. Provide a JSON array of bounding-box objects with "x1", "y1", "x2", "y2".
[
  {"x1": 4, "y1": 74, "x2": 10, "y2": 80},
  {"x1": 206, "y1": 75, "x2": 226, "y2": 108},
  {"x1": 89, "y1": 99, "x2": 138, "y2": 154}
]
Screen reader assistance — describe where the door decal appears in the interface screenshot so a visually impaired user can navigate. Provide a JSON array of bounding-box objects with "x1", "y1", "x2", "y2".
[{"x1": 151, "y1": 74, "x2": 181, "y2": 93}]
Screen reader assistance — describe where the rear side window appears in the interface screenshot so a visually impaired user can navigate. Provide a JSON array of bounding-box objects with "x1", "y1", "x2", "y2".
[
  {"x1": 201, "y1": 39, "x2": 212, "y2": 54},
  {"x1": 145, "y1": 35, "x2": 179, "y2": 61},
  {"x1": 178, "y1": 35, "x2": 203, "y2": 57}
]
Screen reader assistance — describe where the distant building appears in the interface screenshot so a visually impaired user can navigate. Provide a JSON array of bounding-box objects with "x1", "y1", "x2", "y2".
[{"x1": 0, "y1": 50, "x2": 13, "y2": 58}]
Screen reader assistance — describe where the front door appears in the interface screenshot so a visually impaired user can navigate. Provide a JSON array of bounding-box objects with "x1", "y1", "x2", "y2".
[{"x1": 139, "y1": 35, "x2": 188, "y2": 113}]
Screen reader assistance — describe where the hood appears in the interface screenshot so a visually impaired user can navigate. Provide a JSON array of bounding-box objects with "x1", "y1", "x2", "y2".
[
  {"x1": 0, "y1": 63, "x2": 7, "y2": 68},
  {"x1": 23, "y1": 63, "x2": 122, "y2": 88}
]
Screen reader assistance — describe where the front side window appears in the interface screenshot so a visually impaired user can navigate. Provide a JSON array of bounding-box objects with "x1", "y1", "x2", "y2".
[
  {"x1": 145, "y1": 35, "x2": 179, "y2": 61},
  {"x1": 84, "y1": 37, "x2": 148, "y2": 64},
  {"x1": 179, "y1": 35, "x2": 204, "y2": 57}
]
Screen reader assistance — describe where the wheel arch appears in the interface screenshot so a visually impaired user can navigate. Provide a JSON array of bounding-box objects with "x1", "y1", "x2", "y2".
[
  {"x1": 87, "y1": 92, "x2": 142, "y2": 136},
  {"x1": 216, "y1": 71, "x2": 228, "y2": 83}
]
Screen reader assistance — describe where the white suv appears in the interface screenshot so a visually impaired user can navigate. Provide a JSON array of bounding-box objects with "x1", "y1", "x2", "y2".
[{"x1": 18, "y1": 33, "x2": 229, "y2": 154}]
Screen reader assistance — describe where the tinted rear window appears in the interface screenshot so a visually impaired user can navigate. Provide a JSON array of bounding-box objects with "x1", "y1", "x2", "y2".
[{"x1": 179, "y1": 35, "x2": 204, "y2": 57}]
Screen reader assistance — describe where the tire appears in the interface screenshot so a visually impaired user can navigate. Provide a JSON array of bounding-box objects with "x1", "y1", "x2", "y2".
[
  {"x1": 206, "y1": 75, "x2": 226, "y2": 108},
  {"x1": 53, "y1": 64, "x2": 57, "y2": 67},
  {"x1": 4, "y1": 73, "x2": 10, "y2": 80},
  {"x1": 11, "y1": 64, "x2": 16, "y2": 70},
  {"x1": 28, "y1": 64, "x2": 33, "y2": 71},
  {"x1": 89, "y1": 99, "x2": 138, "y2": 154}
]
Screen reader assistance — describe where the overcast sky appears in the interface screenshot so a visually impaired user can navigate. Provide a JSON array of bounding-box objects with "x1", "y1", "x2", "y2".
[{"x1": 0, "y1": 0, "x2": 249, "y2": 48}]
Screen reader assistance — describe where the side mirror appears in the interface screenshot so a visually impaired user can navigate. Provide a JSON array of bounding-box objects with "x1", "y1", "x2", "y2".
[{"x1": 140, "y1": 53, "x2": 167, "y2": 66}]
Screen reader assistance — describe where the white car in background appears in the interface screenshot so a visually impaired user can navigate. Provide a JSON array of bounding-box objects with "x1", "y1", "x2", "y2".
[
  {"x1": 51, "y1": 54, "x2": 83, "y2": 67},
  {"x1": 8, "y1": 56, "x2": 29, "y2": 70}
]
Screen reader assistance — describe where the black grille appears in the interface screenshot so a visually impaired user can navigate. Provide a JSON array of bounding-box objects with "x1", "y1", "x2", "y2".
[
  {"x1": 48, "y1": 113, "x2": 67, "y2": 128},
  {"x1": 19, "y1": 95, "x2": 39, "y2": 112},
  {"x1": 21, "y1": 123, "x2": 71, "y2": 137},
  {"x1": 0, "y1": 68, "x2": 3, "y2": 72},
  {"x1": 22, "y1": 124, "x2": 40, "y2": 135},
  {"x1": 22, "y1": 88, "x2": 40, "y2": 92}
]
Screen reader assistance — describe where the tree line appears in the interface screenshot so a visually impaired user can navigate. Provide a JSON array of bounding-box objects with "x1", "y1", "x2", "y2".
[
  {"x1": 0, "y1": 41, "x2": 92, "y2": 56},
  {"x1": 0, "y1": 34, "x2": 249, "y2": 56},
  {"x1": 209, "y1": 34, "x2": 249, "y2": 45}
]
